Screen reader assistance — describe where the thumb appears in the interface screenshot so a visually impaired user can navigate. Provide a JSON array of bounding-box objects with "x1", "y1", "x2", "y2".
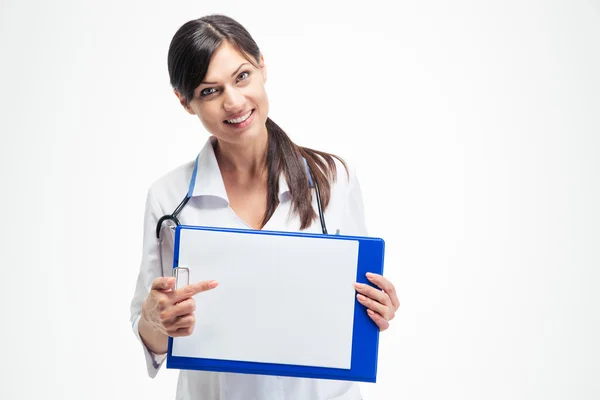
[{"x1": 151, "y1": 277, "x2": 175, "y2": 291}]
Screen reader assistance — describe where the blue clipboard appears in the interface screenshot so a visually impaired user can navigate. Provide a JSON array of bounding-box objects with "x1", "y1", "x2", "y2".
[{"x1": 166, "y1": 225, "x2": 385, "y2": 382}]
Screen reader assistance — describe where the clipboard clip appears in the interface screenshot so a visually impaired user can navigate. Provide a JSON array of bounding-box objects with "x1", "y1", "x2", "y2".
[{"x1": 173, "y1": 267, "x2": 190, "y2": 289}]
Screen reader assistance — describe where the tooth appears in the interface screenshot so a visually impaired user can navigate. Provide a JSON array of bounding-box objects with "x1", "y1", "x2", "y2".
[{"x1": 227, "y1": 111, "x2": 251, "y2": 124}]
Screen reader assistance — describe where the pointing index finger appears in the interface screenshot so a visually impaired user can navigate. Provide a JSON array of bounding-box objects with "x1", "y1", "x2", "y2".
[{"x1": 172, "y1": 280, "x2": 219, "y2": 303}]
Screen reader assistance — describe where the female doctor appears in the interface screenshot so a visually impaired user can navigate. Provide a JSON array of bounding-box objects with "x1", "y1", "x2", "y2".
[{"x1": 129, "y1": 14, "x2": 400, "y2": 400}]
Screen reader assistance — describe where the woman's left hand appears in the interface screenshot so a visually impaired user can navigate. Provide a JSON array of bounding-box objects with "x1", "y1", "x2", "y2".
[{"x1": 354, "y1": 273, "x2": 400, "y2": 331}]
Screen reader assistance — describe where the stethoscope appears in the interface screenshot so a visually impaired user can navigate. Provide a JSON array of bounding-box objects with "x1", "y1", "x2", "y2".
[{"x1": 155, "y1": 155, "x2": 328, "y2": 275}]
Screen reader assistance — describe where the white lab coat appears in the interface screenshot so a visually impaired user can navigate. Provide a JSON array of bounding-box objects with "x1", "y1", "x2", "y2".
[{"x1": 130, "y1": 136, "x2": 368, "y2": 400}]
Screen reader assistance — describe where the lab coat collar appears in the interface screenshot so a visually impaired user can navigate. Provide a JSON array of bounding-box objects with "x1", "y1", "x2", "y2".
[
  {"x1": 191, "y1": 136, "x2": 291, "y2": 201},
  {"x1": 190, "y1": 136, "x2": 229, "y2": 201}
]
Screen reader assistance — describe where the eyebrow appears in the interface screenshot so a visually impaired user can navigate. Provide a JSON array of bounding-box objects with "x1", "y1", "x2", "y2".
[{"x1": 200, "y1": 63, "x2": 251, "y2": 85}]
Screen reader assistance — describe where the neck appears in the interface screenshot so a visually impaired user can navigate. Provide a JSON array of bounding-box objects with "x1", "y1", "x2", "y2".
[{"x1": 213, "y1": 133, "x2": 269, "y2": 178}]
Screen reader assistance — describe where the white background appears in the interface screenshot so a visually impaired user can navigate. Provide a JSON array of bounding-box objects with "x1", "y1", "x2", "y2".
[{"x1": 1, "y1": 0, "x2": 599, "y2": 399}]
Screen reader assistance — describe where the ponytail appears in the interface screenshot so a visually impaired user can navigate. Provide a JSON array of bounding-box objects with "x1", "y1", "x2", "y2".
[{"x1": 263, "y1": 118, "x2": 347, "y2": 230}]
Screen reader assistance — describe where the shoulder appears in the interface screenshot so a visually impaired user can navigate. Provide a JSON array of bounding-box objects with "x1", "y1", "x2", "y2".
[
  {"x1": 146, "y1": 159, "x2": 197, "y2": 213},
  {"x1": 322, "y1": 154, "x2": 362, "y2": 208},
  {"x1": 322, "y1": 154, "x2": 368, "y2": 235},
  {"x1": 329, "y1": 154, "x2": 359, "y2": 191},
  {"x1": 305, "y1": 149, "x2": 361, "y2": 197}
]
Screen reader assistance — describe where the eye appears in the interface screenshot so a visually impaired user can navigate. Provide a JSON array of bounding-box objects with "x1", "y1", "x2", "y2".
[
  {"x1": 200, "y1": 87, "x2": 217, "y2": 97},
  {"x1": 237, "y1": 71, "x2": 250, "y2": 82}
]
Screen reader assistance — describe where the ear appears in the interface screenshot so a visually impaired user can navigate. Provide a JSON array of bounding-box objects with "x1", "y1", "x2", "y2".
[
  {"x1": 174, "y1": 89, "x2": 196, "y2": 115},
  {"x1": 259, "y1": 54, "x2": 267, "y2": 83}
]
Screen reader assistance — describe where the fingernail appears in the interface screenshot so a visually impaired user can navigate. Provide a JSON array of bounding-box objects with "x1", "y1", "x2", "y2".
[
  {"x1": 367, "y1": 309, "x2": 375, "y2": 316},
  {"x1": 366, "y1": 273, "x2": 375, "y2": 279},
  {"x1": 357, "y1": 294, "x2": 366, "y2": 302},
  {"x1": 354, "y1": 283, "x2": 362, "y2": 289},
  {"x1": 208, "y1": 280, "x2": 219, "y2": 288}
]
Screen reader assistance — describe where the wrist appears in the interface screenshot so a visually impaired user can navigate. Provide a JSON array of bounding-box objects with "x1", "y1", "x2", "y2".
[{"x1": 138, "y1": 314, "x2": 168, "y2": 355}]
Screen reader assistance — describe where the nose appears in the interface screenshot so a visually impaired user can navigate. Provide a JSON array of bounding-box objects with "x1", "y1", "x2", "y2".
[{"x1": 222, "y1": 86, "x2": 246, "y2": 113}]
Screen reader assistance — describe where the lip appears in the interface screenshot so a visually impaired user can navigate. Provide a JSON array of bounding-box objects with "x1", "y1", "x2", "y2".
[
  {"x1": 224, "y1": 109, "x2": 254, "y2": 123},
  {"x1": 223, "y1": 109, "x2": 255, "y2": 129}
]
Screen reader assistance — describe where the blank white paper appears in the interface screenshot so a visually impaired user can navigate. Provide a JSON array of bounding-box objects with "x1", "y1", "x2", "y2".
[{"x1": 171, "y1": 228, "x2": 359, "y2": 370}]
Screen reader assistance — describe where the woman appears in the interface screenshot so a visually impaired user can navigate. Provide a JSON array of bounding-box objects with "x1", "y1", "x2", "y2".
[{"x1": 130, "y1": 14, "x2": 400, "y2": 400}]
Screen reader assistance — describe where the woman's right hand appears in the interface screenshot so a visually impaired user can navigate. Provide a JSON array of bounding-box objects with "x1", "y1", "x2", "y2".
[{"x1": 141, "y1": 277, "x2": 219, "y2": 337}]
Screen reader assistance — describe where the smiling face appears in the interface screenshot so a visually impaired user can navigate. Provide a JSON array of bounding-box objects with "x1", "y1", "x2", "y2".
[{"x1": 176, "y1": 41, "x2": 269, "y2": 147}]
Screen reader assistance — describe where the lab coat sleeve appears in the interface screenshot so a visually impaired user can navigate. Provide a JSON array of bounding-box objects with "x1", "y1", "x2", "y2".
[
  {"x1": 129, "y1": 188, "x2": 168, "y2": 378},
  {"x1": 340, "y1": 164, "x2": 369, "y2": 237}
]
